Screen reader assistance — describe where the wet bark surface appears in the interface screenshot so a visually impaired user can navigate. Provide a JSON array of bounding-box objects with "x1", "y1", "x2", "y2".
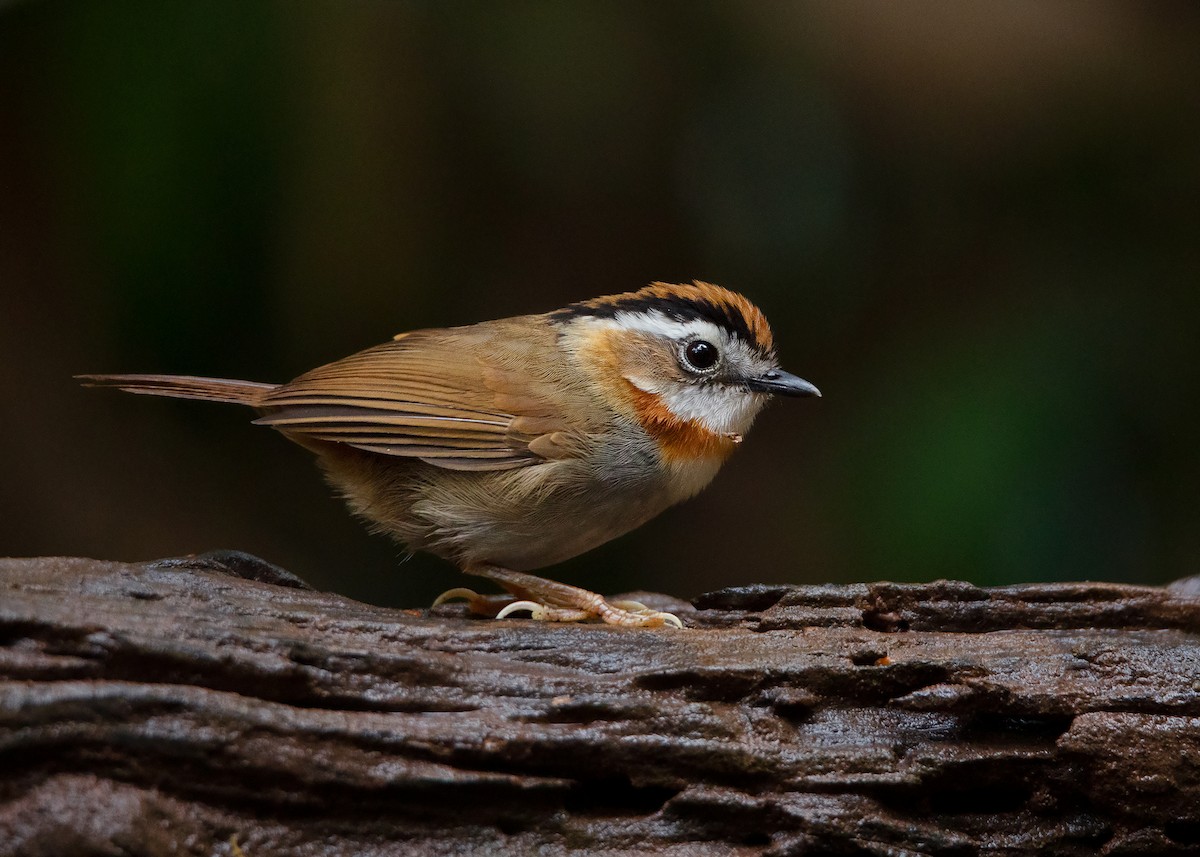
[{"x1": 2, "y1": 553, "x2": 1199, "y2": 856}]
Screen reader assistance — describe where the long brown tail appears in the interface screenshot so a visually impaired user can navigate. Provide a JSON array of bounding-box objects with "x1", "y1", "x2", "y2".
[{"x1": 76, "y1": 373, "x2": 276, "y2": 407}]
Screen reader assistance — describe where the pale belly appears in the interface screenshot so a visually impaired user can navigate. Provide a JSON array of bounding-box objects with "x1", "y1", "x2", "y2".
[
  {"x1": 314, "y1": 434, "x2": 727, "y2": 572},
  {"x1": 410, "y1": 458, "x2": 698, "y2": 570}
]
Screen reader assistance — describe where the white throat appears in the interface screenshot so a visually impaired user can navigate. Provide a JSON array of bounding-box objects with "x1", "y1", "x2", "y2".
[{"x1": 626, "y1": 372, "x2": 766, "y2": 436}]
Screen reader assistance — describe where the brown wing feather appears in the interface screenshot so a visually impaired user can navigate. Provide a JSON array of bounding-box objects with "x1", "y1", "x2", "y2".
[{"x1": 256, "y1": 321, "x2": 597, "y2": 470}]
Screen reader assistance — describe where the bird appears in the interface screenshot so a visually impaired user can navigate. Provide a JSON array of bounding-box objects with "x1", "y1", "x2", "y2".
[{"x1": 79, "y1": 281, "x2": 820, "y2": 628}]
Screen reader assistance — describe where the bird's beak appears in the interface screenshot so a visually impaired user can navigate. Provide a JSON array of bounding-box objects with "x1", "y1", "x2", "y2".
[{"x1": 746, "y1": 369, "x2": 821, "y2": 398}]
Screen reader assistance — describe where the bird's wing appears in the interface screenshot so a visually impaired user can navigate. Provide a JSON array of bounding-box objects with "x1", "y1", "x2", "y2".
[{"x1": 254, "y1": 322, "x2": 596, "y2": 471}]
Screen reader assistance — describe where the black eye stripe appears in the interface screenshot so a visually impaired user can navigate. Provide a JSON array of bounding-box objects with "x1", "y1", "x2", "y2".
[{"x1": 552, "y1": 294, "x2": 772, "y2": 358}]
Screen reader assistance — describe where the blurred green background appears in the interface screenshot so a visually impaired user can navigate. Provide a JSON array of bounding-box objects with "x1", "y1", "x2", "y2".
[{"x1": 2, "y1": 1, "x2": 1198, "y2": 606}]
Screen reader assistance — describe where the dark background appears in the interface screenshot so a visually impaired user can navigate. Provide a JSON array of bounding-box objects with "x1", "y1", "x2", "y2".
[{"x1": 2, "y1": 2, "x2": 1198, "y2": 607}]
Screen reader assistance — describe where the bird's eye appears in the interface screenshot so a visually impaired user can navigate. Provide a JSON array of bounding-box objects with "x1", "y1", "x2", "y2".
[{"x1": 683, "y1": 339, "x2": 719, "y2": 371}]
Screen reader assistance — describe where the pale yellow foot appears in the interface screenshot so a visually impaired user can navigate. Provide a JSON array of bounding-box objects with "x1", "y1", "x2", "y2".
[{"x1": 461, "y1": 566, "x2": 685, "y2": 629}]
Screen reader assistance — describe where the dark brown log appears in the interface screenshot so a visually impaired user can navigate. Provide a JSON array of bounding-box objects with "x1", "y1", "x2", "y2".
[{"x1": 2, "y1": 553, "x2": 1200, "y2": 856}]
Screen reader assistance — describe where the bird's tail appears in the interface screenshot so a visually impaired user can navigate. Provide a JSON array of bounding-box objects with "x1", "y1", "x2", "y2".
[{"x1": 76, "y1": 373, "x2": 276, "y2": 407}]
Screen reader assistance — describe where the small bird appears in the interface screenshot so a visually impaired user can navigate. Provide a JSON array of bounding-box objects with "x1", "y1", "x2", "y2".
[{"x1": 79, "y1": 281, "x2": 819, "y2": 628}]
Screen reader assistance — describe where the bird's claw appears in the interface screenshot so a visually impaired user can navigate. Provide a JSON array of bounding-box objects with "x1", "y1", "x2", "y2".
[
  {"x1": 495, "y1": 600, "x2": 591, "y2": 622},
  {"x1": 432, "y1": 587, "x2": 482, "y2": 607},
  {"x1": 610, "y1": 600, "x2": 685, "y2": 628}
]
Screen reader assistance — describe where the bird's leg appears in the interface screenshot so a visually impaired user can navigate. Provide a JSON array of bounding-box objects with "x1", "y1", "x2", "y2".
[{"x1": 438, "y1": 565, "x2": 683, "y2": 628}]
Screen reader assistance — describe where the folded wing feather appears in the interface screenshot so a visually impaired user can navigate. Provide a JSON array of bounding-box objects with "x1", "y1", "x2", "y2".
[{"x1": 254, "y1": 325, "x2": 591, "y2": 471}]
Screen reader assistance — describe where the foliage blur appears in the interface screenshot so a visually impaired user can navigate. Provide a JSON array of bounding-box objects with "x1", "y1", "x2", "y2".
[{"x1": 2, "y1": 1, "x2": 1198, "y2": 606}]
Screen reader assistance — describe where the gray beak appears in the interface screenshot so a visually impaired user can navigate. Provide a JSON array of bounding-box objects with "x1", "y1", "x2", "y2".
[{"x1": 746, "y1": 369, "x2": 821, "y2": 398}]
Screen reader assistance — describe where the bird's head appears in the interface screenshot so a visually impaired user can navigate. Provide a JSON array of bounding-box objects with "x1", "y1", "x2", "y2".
[{"x1": 555, "y1": 281, "x2": 820, "y2": 463}]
